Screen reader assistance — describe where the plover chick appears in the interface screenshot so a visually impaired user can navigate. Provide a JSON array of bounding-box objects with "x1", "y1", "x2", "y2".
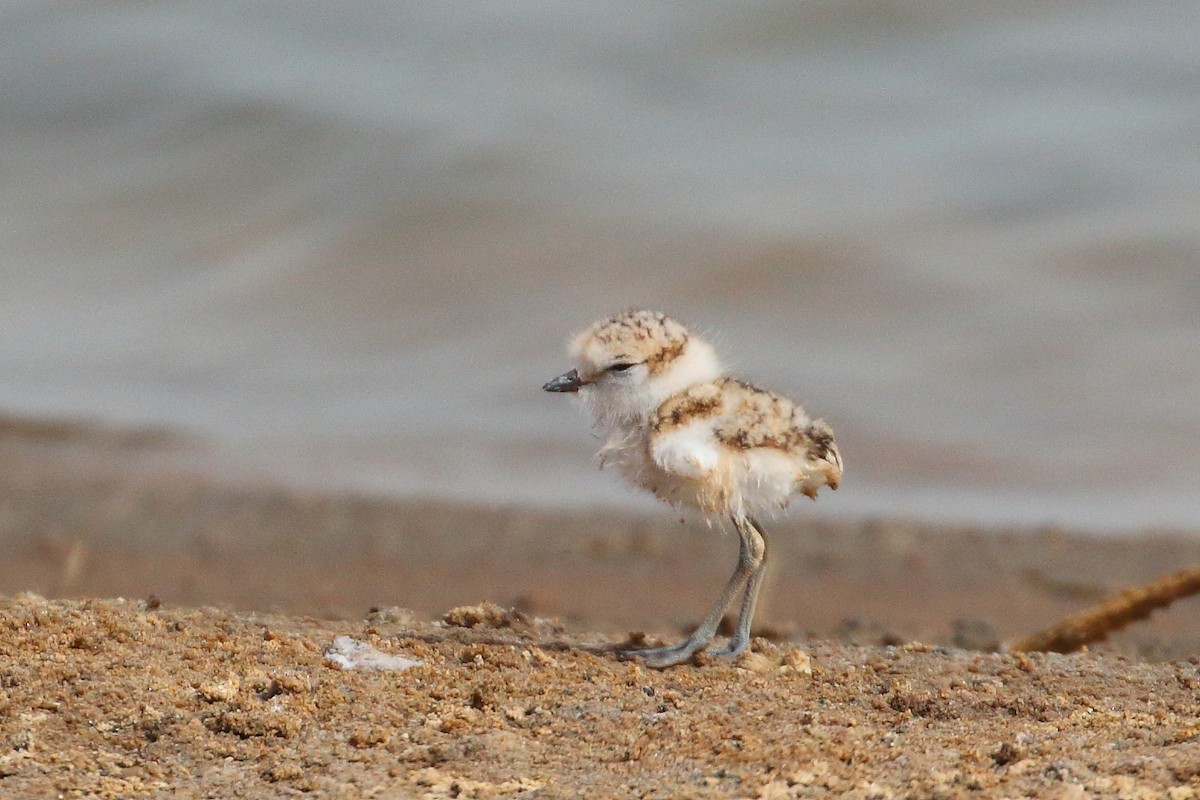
[{"x1": 544, "y1": 309, "x2": 842, "y2": 668}]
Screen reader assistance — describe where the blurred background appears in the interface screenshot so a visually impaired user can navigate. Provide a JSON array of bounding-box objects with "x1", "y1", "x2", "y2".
[{"x1": 2, "y1": 0, "x2": 1198, "y2": 538}]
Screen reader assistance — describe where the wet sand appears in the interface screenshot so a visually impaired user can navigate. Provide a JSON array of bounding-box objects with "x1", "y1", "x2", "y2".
[{"x1": 3, "y1": 418, "x2": 1200, "y2": 797}]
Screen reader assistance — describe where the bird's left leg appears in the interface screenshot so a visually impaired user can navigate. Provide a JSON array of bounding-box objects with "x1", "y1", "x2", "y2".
[{"x1": 709, "y1": 516, "x2": 767, "y2": 660}]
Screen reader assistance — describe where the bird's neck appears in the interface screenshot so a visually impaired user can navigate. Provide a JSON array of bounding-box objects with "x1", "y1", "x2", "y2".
[{"x1": 649, "y1": 336, "x2": 723, "y2": 407}]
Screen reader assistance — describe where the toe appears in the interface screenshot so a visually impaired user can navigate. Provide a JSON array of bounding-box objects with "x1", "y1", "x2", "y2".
[
  {"x1": 639, "y1": 651, "x2": 697, "y2": 669},
  {"x1": 708, "y1": 641, "x2": 749, "y2": 661},
  {"x1": 620, "y1": 645, "x2": 701, "y2": 669}
]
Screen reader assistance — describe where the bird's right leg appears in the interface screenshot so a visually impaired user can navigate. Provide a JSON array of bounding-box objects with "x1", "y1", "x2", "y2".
[
  {"x1": 708, "y1": 516, "x2": 767, "y2": 660},
  {"x1": 621, "y1": 515, "x2": 764, "y2": 668}
]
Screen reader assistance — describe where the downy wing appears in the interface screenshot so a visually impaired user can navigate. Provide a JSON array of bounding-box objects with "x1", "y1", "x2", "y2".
[{"x1": 649, "y1": 421, "x2": 722, "y2": 480}]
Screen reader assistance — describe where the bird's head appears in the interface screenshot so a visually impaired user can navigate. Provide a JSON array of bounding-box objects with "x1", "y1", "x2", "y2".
[{"x1": 543, "y1": 309, "x2": 723, "y2": 424}]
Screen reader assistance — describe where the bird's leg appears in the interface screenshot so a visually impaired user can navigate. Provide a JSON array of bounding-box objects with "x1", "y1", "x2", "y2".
[
  {"x1": 622, "y1": 514, "x2": 765, "y2": 668},
  {"x1": 709, "y1": 516, "x2": 767, "y2": 660}
]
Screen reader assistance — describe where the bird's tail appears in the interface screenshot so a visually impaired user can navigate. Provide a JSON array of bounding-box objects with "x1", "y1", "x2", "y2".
[{"x1": 806, "y1": 420, "x2": 842, "y2": 491}]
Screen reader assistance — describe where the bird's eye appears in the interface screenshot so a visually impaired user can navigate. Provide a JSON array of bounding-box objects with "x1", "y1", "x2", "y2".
[{"x1": 607, "y1": 362, "x2": 637, "y2": 372}]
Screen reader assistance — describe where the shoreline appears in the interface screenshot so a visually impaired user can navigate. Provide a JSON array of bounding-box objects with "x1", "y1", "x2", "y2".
[
  {"x1": 4, "y1": 414, "x2": 1200, "y2": 796},
  {"x1": 2, "y1": 415, "x2": 1199, "y2": 658}
]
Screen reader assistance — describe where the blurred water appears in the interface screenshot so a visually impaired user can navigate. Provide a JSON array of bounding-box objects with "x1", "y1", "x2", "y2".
[{"x1": 1, "y1": 2, "x2": 1198, "y2": 531}]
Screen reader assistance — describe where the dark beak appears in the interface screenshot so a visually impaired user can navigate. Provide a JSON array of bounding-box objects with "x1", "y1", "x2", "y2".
[{"x1": 543, "y1": 368, "x2": 584, "y2": 393}]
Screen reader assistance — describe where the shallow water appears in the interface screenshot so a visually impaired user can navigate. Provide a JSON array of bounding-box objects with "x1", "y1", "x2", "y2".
[{"x1": 1, "y1": 2, "x2": 1198, "y2": 531}]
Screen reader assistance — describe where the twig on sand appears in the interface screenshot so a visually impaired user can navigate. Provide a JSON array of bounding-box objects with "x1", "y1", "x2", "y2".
[{"x1": 1008, "y1": 564, "x2": 1200, "y2": 653}]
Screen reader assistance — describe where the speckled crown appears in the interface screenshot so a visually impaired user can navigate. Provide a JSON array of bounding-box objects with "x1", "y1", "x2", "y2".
[{"x1": 572, "y1": 310, "x2": 689, "y2": 375}]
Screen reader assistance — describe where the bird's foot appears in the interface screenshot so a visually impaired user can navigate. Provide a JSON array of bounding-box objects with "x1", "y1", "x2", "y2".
[
  {"x1": 619, "y1": 639, "x2": 709, "y2": 669},
  {"x1": 620, "y1": 637, "x2": 750, "y2": 668}
]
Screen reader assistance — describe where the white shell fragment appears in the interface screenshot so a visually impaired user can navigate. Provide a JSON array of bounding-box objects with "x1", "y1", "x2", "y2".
[{"x1": 324, "y1": 636, "x2": 422, "y2": 671}]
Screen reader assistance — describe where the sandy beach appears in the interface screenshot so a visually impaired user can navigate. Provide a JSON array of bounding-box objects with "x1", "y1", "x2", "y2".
[
  {"x1": 3, "y1": 592, "x2": 1200, "y2": 799},
  {"x1": 2, "y1": 419, "x2": 1200, "y2": 797}
]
